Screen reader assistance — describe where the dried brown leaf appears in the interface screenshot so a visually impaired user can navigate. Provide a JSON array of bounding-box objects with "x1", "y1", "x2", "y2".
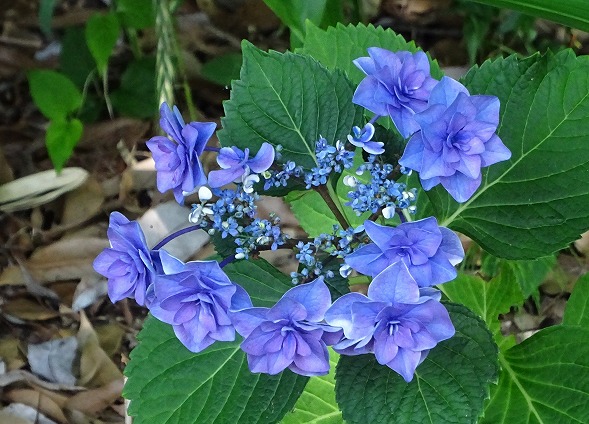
[
  {"x1": 5, "y1": 389, "x2": 68, "y2": 424},
  {"x1": 77, "y1": 313, "x2": 123, "y2": 388},
  {"x1": 0, "y1": 238, "x2": 109, "y2": 286},
  {"x1": 1, "y1": 298, "x2": 60, "y2": 321},
  {"x1": 61, "y1": 177, "x2": 105, "y2": 228},
  {"x1": 65, "y1": 379, "x2": 124, "y2": 416}
]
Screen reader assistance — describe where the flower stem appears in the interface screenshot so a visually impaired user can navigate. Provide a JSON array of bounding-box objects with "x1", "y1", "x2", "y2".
[
  {"x1": 152, "y1": 225, "x2": 202, "y2": 250},
  {"x1": 315, "y1": 184, "x2": 349, "y2": 229}
]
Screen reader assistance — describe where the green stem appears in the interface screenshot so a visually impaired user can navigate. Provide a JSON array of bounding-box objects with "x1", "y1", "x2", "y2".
[{"x1": 315, "y1": 184, "x2": 349, "y2": 229}]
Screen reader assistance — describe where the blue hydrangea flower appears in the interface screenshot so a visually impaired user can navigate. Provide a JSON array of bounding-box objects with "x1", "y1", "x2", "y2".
[
  {"x1": 149, "y1": 251, "x2": 250, "y2": 353},
  {"x1": 230, "y1": 278, "x2": 340, "y2": 376},
  {"x1": 208, "y1": 143, "x2": 275, "y2": 188},
  {"x1": 146, "y1": 103, "x2": 216, "y2": 203},
  {"x1": 345, "y1": 217, "x2": 464, "y2": 288},
  {"x1": 347, "y1": 123, "x2": 384, "y2": 155},
  {"x1": 93, "y1": 212, "x2": 155, "y2": 306},
  {"x1": 399, "y1": 76, "x2": 512, "y2": 202},
  {"x1": 353, "y1": 48, "x2": 438, "y2": 138},
  {"x1": 324, "y1": 264, "x2": 454, "y2": 382}
]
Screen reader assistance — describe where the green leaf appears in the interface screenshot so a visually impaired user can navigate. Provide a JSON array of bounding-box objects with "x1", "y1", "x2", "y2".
[
  {"x1": 465, "y1": 0, "x2": 589, "y2": 32},
  {"x1": 335, "y1": 303, "x2": 498, "y2": 424},
  {"x1": 85, "y1": 12, "x2": 120, "y2": 75},
  {"x1": 285, "y1": 190, "x2": 339, "y2": 238},
  {"x1": 28, "y1": 70, "x2": 82, "y2": 120},
  {"x1": 563, "y1": 272, "x2": 589, "y2": 327},
  {"x1": 218, "y1": 40, "x2": 362, "y2": 170},
  {"x1": 433, "y1": 50, "x2": 589, "y2": 259},
  {"x1": 482, "y1": 325, "x2": 589, "y2": 424},
  {"x1": 442, "y1": 270, "x2": 523, "y2": 349},
  {"x1": 117, "y1": 0, "x2": 155, "y2": 29},
  {"x1": 46, "y1": 118, "x2": 83, "y2": 172},
  {"x1": 60, "y1": 27, "x2": 97, "y2": 89},
  {"x1": 282, "y1": 348, "x2": 343, "y2": 424},
  {"x1": 201, "y1": 53, "x2": 242, "y2": 86},
  {"x1": 111, "y1": 57, "x2": 158, "y2": 118},
  {"x1": 301, "y1": 23, "x2": 443, "y2": 85},
  {"x1": 223, "y1": 257, "x2": 293, "y2": 308},
  {"x1": 263, "y1": 0, "x2": 343, "y2": 46},
  {"x1": 480, "y1": 254, "x2": 556, "y2": 299},
  {"x1": 124, "y1": 317, "x2": 308, "y2": 424}
]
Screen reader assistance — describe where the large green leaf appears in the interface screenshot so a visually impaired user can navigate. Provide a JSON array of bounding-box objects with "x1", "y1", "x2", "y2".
[
  {"x1": 285, "y1": 190, "x2": 339, "y2": 238},
  {"x1": 563, "y1": 272, "x2": 589, "y2": 328},
  {"x1": 218, "y1": 41, "x2": 361, "y2": 171},
  {"x1": 335, "y1": 303, "x2": 498, "y2": 424},
  {"x1": 431, "y1": 50, "x2": 589, "y2": 259},
  {"x1": 124, "y1": 318, "x2": 307, "y2": 424},
  {"x1": 301, "y1": 23, "x2": 443, "y2": 85},
  {"x1": 125, "y1": 258, "x2": 308, "y2": 424},
  {"x1": 442, "y1": 269, "x2": 524, "y2": 349},
  {"x1": 282, "y1": 349, "x2": 343, "y2": 424},
  {"x1": 482, "y1": 326, "x2": 589, "y2": 424},
  {"x1": 465, "y1": 0, "x2": 589, "y2": 32}
]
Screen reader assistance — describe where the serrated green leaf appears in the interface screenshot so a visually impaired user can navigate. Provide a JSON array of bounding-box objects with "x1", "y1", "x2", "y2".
[
  {"x1": 335, "y1": 303, "x2": 498, "y2": 424},
  {"x1": 282, "y1": 348, "x2": 343, "y2": 424},
  {"x1": 223, "y1": 257, "x2": 293, "y2": 308},
  {"x1": 28, "y1": 70, "x2": 82, "y2": 120},
  {"x1": 301, "y1": 23, "x2": 443, "y2": 84},
  {"x1": 124, "y1": 317, "x2": 308, "y2": 424},
  {"x1": 432, "y1": 50, "x2": 589, "y2": 259},
  {"x1": 285, "y1": 190, "x2": 339, "y2": 238},
  {"x1": 46, "y1": 118, "x2": 83, "y2": 172},
  {"x1": 482, "y1": 325, "x2": 589, "y2": 424},
  {"x1": 442, "y1": 270, "x2": 524, "y2": 349},
  {"x1": 85, "y1": 12, "x2": 120, "y2": 75},
  {"x1": 218, "y1": 41, "x2": 362, "y2": 170},
  {"x1": 563, "y1": 272, "x2": 589, "y2": 327},
  {"x1": 480, "y1": 254, "x2": 555, "y2": 300}
]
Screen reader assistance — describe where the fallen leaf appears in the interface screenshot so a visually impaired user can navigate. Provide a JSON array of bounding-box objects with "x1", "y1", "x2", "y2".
[
  {"x1": 5, "y1": 389, "x2": 68, "y2": 424},
  {"x1": 72, "y1": 273, "x2": 108, "y2": 312},
  {"x1": 28, "y1": 337, "x2": 78, "y2": 386},
  {"x1": 0, "y1": 369, "x2": 84, "y2": 391},
  {"x1": 94, "y1": 323, "x2": 125, "y2": 357},
  {"x1": 0, "y1": 337, "x2": 26, "y2": 370},
  {"x1": 77, "y1": 312, "x2": 123, "y2": 388},
  {"x1": 78, "y1": 118, "x2": 149, "y2": 149},
  {"x1": 0, "y1": 168, "x2": 89, "y2": 213},
  {"x1": 65, "y1": 378, "x2": 124, "y2": 416},
  {"x1": 0, "y1": 403, "x2": 57, "y2": 424},
  {"x1": 1, "y1": 297, "x2": 60, "y2": 321},
  {"x1": 60, "y1": 177, "x2": 105, "y2": 228},
  {"x1": 0, "y1": 237, "x2": 109, "y2": 286}
]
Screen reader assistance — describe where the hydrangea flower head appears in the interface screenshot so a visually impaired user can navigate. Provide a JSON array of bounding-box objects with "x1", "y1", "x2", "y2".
[
  {"x1": 230, "y1": 278, "x2": 339, "y2": 377},
  {"x1": 399, "y1": 76, "x2": 512, "y2": 202},
  {"x1": 208, "y1": 143, "x2": 275, "y2": 188},
  {"x1": 325, "y1": 265, "x2": 454, "y2": 382},
  {"x1": 149, "y1": 251, "x2": 250, "y2": 353},
  {"x1": 353, "y1": 48, "x2": 438, "y2": 138},
  {"x1": 93, "y1": 212, "x2": 155, "y2": 306},
  {"x1": 147, "y1": 103, "x2": 216, "y2": 203},
  {"x1": 345, "y1": 217, "x2": 464, "y2": 288}
]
